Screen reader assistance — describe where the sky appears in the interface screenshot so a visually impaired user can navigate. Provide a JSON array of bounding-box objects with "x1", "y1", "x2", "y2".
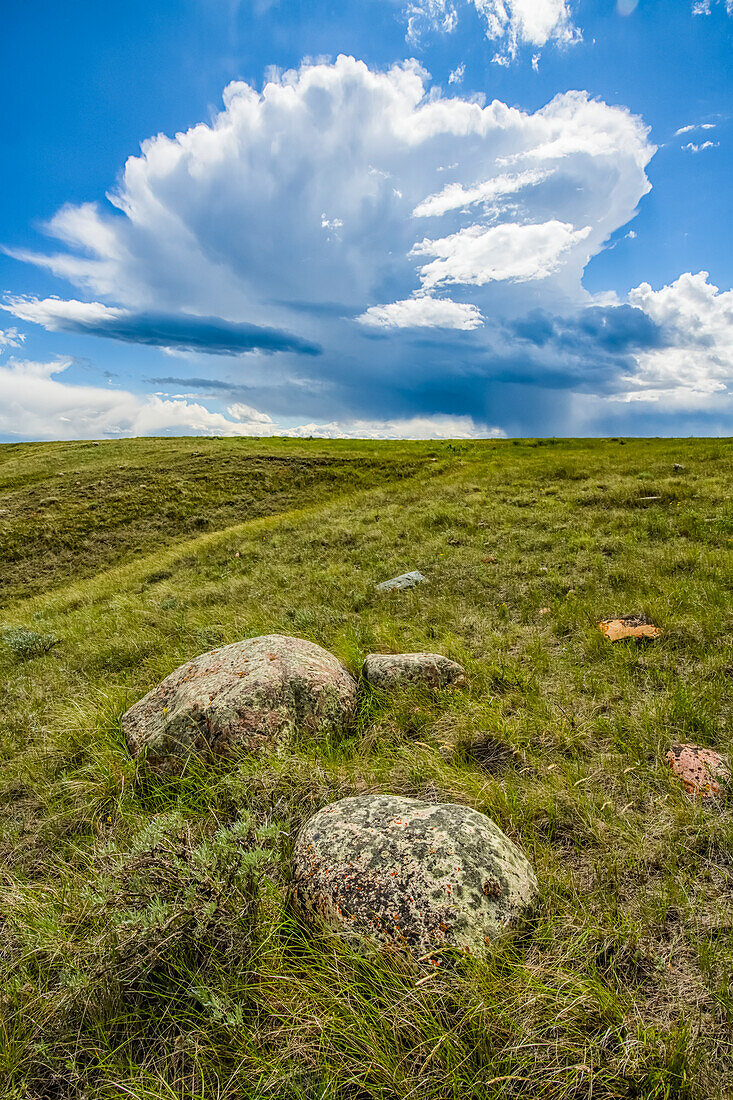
[{"x1": 1, "y1": 0, "x2": 732, "y2": 441}]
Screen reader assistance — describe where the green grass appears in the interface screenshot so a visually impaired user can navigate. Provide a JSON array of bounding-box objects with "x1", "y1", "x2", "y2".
[
  {"x1": 0, "y1": 436, "x2": 731, "y2": 1099},
  {"x1": 0, "y1": 436, "x2": 429, "y2": 605}
]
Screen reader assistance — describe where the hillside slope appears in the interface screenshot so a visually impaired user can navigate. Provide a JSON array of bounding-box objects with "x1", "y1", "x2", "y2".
[
  {"x1": 0, "y1": 437, "x2": 430, "y2": 605},
  {"x1": 0, "y1": 437, "x2": 731, "y2": 1100}
]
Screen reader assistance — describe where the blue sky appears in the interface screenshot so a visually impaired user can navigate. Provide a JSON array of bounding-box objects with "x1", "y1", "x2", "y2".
[{"x1": 1, "y1": 0, "x2": 732, "y2": 439}]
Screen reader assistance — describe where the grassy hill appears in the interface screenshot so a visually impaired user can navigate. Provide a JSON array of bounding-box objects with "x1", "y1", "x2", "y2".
[
  {"x1": 0, "y1": 437, "x2": 431, "y2": 605},
  {"x1": 0, "y1": 436, "x2": 731, "y2": 1100}
]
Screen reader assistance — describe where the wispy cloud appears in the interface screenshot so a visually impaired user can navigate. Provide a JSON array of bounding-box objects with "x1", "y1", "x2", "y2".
[
  {"x1": 692, "y1": 0, "x2": 733, "y2": 16},
  {"x1": 0, "y1": 327, "x2": 25, "y2": 349},
  {"x1": 405, "y1": 0, "x2": 581, "y2": 64},
  {"x1": 682, "y1": 140, "x2": 719, "y2": 152},
  {"x1": 675, "y1": 121, "x2": 717, "y2": 135},
  {"x1": 412, "y1": 168, "x2": 551, "y2": 219}
]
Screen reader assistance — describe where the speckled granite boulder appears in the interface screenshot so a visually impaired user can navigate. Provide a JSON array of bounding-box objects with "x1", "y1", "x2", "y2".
[
  {"x1": 363, "y1": 653, "x2": 465, "y2": 690},
  {"x1": 123, "y1": 635, "x2": 357, "y2": 769},
  {"x1": 291, "y1": 795, "x2": 537, "y2": 957}
]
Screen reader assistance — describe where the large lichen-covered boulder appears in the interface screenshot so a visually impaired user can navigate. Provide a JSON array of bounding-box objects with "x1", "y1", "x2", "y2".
[
  {"x1": 122, "y1": 634, "x2": 357, "y2": 769},
  {"x1": 291, "y1": 794, "x2": 537, "y2": 957},
  {"x1": 363, "y1": 653, "x2": 465, "y2": 690}
]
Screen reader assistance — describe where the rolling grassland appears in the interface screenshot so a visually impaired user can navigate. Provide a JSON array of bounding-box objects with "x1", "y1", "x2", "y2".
[{"x1": 0, "y1": 436, "x2": 730, "y2": 1099}]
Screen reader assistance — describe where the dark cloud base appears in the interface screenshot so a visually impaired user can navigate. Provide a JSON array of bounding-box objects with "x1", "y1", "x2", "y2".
[
  {"x1": 74, "y1": 302, "x2": 723, "y2": 438},
  {"x1": 508, "y1": 305, "x2": 667, "y2": 355},
  {"x1": 134, "y1": 301, "x2": 676, "y2": 434},
  {"x1": 53, "y1": 311, "x2": 322, "y2": 357},
  {"x1": 145, "y1": 376, "x2": 250, "y2": 392}
]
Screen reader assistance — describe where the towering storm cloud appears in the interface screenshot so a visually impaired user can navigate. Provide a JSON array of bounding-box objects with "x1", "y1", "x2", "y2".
[{"x1": 2, "y1": 52, "x2": 731, "y2": 438}]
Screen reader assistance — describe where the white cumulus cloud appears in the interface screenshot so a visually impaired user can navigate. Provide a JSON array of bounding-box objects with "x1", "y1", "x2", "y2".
[
  {"x1": 226, "y1": 402, "x2": 275, "y2": 424},
  {"x1": 412, "y1": 219, "x2": 592, "y2": 288},
  {"x1": 618, "y1": 271, "x2": 733, "y2": 402},
  {"x1": 0, "y1": 357, "x2": 503, "y2": 441},
  {"x1": 285, "y1": 415, "x2": 504, "y2": 438},
  {"x1": 3, "y1": 296, "x2": 126, "y2": 330},
  {"x1": 476, "y1": 0, "x2": 581, "y2": 62},
  {"x1": 0, "y1": 358, "x2": 276, "y2": 441},
  {"x1": 10, "y1": 59, "x2": 653, "y2": 330},
  {"x1": 357, "y1": 295, "x2": 483, "y2": 328}
]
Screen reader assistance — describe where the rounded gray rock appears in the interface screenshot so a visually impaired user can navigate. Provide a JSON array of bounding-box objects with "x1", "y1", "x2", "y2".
[
  {"x1": 363, "y1": 652, "x2": 465, "y2": 690},
  {"x1": 122, "y1": 634, "x2": 357, "y2": 768},
  {"x1": 375, "y1": 571, "x2": 427, "y2": 592},
  {"x1": 291, "y1": 794, "x2": 537, "y2": 956}
]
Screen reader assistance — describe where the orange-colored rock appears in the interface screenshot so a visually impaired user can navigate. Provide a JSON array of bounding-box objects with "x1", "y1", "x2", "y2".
[
  {"x1": 598, "y1": 616, "x2": 661, "y2": 642},
  {"x1": 667, "y1": 743, "x2": 729, "y2": 799}
]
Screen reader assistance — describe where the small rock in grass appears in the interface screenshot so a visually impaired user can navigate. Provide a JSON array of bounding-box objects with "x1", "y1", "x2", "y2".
[
  {"x1": 376, "y1": 571, "x2": 426, "y2": 592},
  {"x1": 667, "y1": 743, "x2": 729, "y2": 799},
  {"x1": 363, "y1": 652, "x2": 465, "y2": 690},
  {"x1": 123, "y1": 634, "x2": 357, "y2": 770},
  {"x1": 291, "y1": 794, "x2": 537, "y2": 957},
  {"x1": 598, "y1": 615, "x2": 661, "y2": 642}
]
